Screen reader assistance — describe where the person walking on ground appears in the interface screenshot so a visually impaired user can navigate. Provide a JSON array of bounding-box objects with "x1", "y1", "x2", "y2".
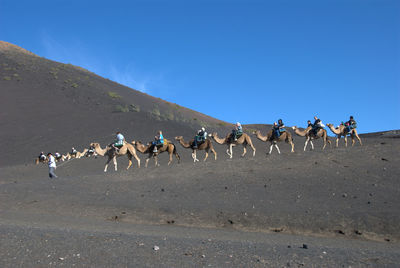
[{"x1": 47, "y1": 152, "x2": 58, "y2": 178}]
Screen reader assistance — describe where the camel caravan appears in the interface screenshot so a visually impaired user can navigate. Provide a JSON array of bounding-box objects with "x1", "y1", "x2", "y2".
[{"x1": 35, "y1": 116, "x2": 362, "y2": 172}]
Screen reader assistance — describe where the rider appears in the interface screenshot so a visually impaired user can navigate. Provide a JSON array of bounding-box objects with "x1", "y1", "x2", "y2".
[
  {"x1": 272, "y1": 119, "x2": 286, "y2": 139},
  {"x1": 71, "y1": 147, "x2": 77, "y2": 156},
  {"x1": 39, "y1": 151, "x2": 46, "y2": 161},
  {"x1": 115, "y1": 132, "x2": 125, "y2": 147},
  {"x1": 311, "y1": 116, "x2": 325, "y2": 135},
  {"x1": 345, "y1": 116, "x2": 357, "y2": 132},
  {"x1": 193, "y1": 127, "x2": 207, "y2": 149},
  {"x1": 232, "y1": 122, "x2": 243, "y2": 141},
  {"x1": 278, "y1": 119, "x2": 286, "y2": 134},
  {"x1": 152, "y1": 130, "x2": 164, "y2": 153},
  {"x1": 307, "y1": 120, "x2": 313, "y2": 128},
  {"x1": 87, "y1": 145, "x2": 95, "y2": 156},
  {"x1": 54, "y1": 151, "x2": 62, "y2": 161}
]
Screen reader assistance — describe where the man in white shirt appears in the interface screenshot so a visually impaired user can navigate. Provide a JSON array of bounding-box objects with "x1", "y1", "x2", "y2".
[{"x1": 47, "y1": 152, "x2": 58, "y2": 178}]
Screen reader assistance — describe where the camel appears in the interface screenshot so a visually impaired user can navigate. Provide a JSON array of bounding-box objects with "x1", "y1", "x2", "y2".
[
  {"x1": 326, "y1": 123, "x2": 362, "y2": 147},
  {"x1": 252, "y1": 130, "x2": 294, "y2": 154},
  {"x1": 209, "y1": 132, "x2": 255, "y2": 158},
  {"x1": 90, "y1": 142, "x2": 140, "y2": 172},
  {"x1": 131, "y1": 140, "x2": 180, "y2": 167},
  {"x1": 175, "y1": 136, "x2": 217, "y2": 162},
  {"x1": 65, "y1": 149, "x2": 87, "y2": 161},
  {"x1": 292, "y1": 126, "x2": 331, "y2": 151}
]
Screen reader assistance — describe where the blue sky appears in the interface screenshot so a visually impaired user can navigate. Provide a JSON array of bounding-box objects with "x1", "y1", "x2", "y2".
[{"x1": 1, "y1": 0, "x2": 399, "y2": 133}]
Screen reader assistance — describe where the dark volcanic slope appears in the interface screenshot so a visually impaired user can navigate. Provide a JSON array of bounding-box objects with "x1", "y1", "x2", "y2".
[{"x1": 0, "y1": 41, "x2": 229, "y2": 166}]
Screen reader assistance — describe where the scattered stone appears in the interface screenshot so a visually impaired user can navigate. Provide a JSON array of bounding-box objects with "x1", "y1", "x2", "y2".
[
  {"x1": 302, "y1": 244, "x2": 308, "y2": 249},
  {"x1": 201, "y1": 254, "x2": 206, "y2": 258},
  {"x1": 381, "y1": 158, "x2": 388, "y2": 161},
  {"x1": 287, "y1": 245, "x2": 291, "y2": 248},
  {"x1": 153, "y1": 246, "x2": 159, "y2": 251},
  {"x1": 228, "y1": 219, "x2": 234, "y2": 224},
  {"x1": 166, "y1": 220, "x2": 175, "y2": 224},
  {"x1": 335, "y1": 230, "x2": 345, "y2": 235},
  {"x1": 59, "y1": 257, "x2": 65, "y2": 261},
  {"x1": 225, "y1": 186, "x2": 228, "y2": 190},
  {"x1": 342, "y1": 193, "x2": 348, "y2": 198},
  {"x1": 161, "y1": 188, "x2": 165, "y2": 192},
  {"x1": 354, "y1": 230, "x2": 362, "y2": 235},
  {"x1": 385, "y1": 238, "x2": 390, "y2": 242}
]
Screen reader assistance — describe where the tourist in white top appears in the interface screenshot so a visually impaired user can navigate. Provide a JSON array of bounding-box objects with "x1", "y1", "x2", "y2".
[{"x1": 47, "y1": 152, "x2": 58, "y2": 178}]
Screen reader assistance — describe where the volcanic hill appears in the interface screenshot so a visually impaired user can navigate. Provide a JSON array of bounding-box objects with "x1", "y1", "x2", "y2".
[{"x1": 0, "y1": 41, "x2": 230, "y2": 166}]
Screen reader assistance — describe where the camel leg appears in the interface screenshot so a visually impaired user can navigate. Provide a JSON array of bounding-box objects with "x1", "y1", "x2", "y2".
[
  {"x1": 154, "y1": 156, "x2": 159, "y2": 167},
  {"x1": 228, "y1": 144, "x2": 233, "y2": 158},
  {"x1": 251, "y1": 144, "x2": 256, "y2": 157},
  {"x1": 335, "y1": 137, "x2": 340, "y2": 147},
  {"x1": 310, "y1": 140, "x2": 314, "y2": 150},
  {"x1": 134, "y1": 154, "x2": 141, "y2": 168},
  {"x1": 127, "y1": 158, "x2": 132, "y2": 170},
  {"x1": 303, "y1": 138, "x2": 309, "y2": 151},
  {"x1": 203, "y1": 149, "x2": 209, "y2": 161},
  {"x1": 168, "y1": 152, "x2": 173, "y2": 166},
  {"x1": 344, "y1": 135, "x2": 348, "y2": 147},
  {"x1": 268, "y1": 144, "x2": 273, "y2": 154},
  {"x1": 241, "y1": 145, "x2": 247, "y2": 157},
  {"x1": 355, "y1": 133, "x2": 362, "y2": 146},
  {"x1": 212, "y1": 149, "x2": 217, "y2": 160},
  {"x1": 322, "y1": 139, "x2": 326, "y2": 150},
  {"x1": 290, "y1": 141, "x2": 294, "y2": 153},
  {"x1": 274, "y1": 144, "x2": 281, "y2": 154},
  {"x1": 226, "y1": 146, "x2": 232, "y2": 158},
  {"x1": 145, "y1": 158, "x2": 150, "y2": 168},
  {"x1": 113, "y1": 156, "x2": 117, "y2": 171},
  {"x1": 104, "y1": 157, "x2": 112, "y2": 172}
]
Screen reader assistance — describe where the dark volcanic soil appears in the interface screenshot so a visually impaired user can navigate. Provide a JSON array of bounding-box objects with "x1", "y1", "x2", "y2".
[{"x1": 1, "y1": 132, "x2": 399, "y2": 267}]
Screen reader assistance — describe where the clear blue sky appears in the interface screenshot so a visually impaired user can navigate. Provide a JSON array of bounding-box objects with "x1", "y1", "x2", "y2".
[{"x1": 1, "y1": 0, "x2": 399, "y2": 133}]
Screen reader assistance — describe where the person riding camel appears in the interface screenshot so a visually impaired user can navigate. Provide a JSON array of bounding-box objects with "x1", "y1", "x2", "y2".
[
  {"x1": 152, "y1": 130, "x2": 164, "y2": 153},
  {"x1": 232, "y1": 122, "x2": 243, "y2": 142},
  {"x1": 272, "y1": 119, "x2": 286, "y2": 139},
  {"x1": 39, "y1": 151, "x2": 46, "y2": 161},
  {"x1": 307, "y1": 120, "x2": 312, "y2": 128},
  {"x1": 311, "y1": 116, "x2": 325, "y2": 135},
  {"x1": 193, "y1": 127, "x2": 207, "y2": 149},
  {"x1": 87, "y1": 145, "x2": 95, "y2": 156},
  {"x1": 112, "y1": 131, "x2": 125, "y2": 152},
  {"x1": 71, "y1": 147, "x2": 77, "y2": 156},
  {"x1": 345, "y1": 116, "x2": 357, "y2": 133},
  {"x1": 54, "y1": 151, "x2": 62, "y2": 161}
]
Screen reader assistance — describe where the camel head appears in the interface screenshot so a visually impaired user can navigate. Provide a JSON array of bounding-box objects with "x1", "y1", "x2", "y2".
[
  {"x1": 131, "y1": 140, "x2": 136, "y2": 145},
  {"x1": 291, "y1": 126, "x2": 298, "y2": 130},
  {"x1": 209, "y1": 132, "x2": 217, "y2": 138},
  {"x1": 252, "y1": 130, "x2": 260, "y2": 135},
  {"x1": 90, "y1": 142, "x2": 99, "y2": 147},
  {"x1": 175, "y1": 136, "x2": 183, "y2": 140}
]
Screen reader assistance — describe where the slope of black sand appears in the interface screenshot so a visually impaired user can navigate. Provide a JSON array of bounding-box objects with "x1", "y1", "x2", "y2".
[
  {"x1": 0, "y1": 41, "x2": 229, "y2": 166},
  {"x1": 1, "y1": 132, "x2": 399, "y2": 267}
]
